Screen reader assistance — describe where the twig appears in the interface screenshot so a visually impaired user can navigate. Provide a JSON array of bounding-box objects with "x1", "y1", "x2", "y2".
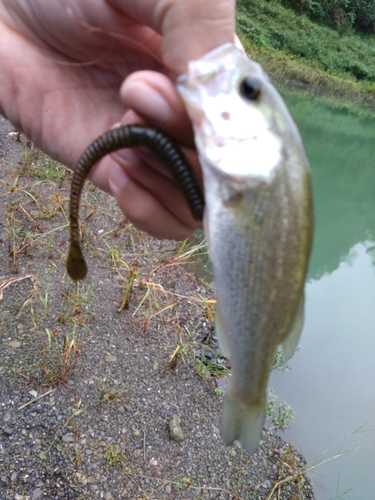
[
  {"x1": 19, "y1": 388, "x2": 56, "y2": 410},
  {"x1": 266, "y1": 471, "x2": 304, "y2": 500},
  {"x1": 0, "y1": 274, "x2": 36, "y2": 301},
  {"x1": 143, "y1": 431, "x2": 146, "y2": 464}
]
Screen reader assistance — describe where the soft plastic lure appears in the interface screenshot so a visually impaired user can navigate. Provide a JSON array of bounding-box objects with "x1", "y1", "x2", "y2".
[{"x1": 67, "y1": 124, "x2": 204, "y2": 281}]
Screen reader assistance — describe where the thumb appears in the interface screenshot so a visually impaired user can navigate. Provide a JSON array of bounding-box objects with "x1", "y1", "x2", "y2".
[{"x1": 108, "y1": 0, "x2": 235, "y2": 73}]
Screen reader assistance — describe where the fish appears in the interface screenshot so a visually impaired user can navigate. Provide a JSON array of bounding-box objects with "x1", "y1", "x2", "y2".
[{"x1": 177, "y1": 43, "x2": 313, "y2": 454}]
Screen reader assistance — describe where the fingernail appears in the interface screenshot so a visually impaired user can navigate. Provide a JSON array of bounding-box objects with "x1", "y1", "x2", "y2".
[
  {"x1": 143, "y1": 86, "x2": 171, "y2": 121},
  {"x1": 111, "y1": 121, "x2": 122, "y2": 129},
  {"x1": 122, "y1": 80, "x2": 171, "y2": 122}
]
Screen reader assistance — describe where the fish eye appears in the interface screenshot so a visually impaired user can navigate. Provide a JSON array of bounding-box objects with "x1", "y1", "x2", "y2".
[{"x1": 239, "y1": 77, "x2": 261, "y2": 101}]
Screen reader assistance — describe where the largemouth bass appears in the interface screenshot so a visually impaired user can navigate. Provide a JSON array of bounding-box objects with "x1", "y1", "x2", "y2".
[{"x1": 177, "y1": 43, "x2": 313, "y2": 454}]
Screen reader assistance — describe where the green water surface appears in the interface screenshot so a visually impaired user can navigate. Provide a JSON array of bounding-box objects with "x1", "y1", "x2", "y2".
[{"x1": 270, "y1": 93, "x2": 375, "y2": 499}]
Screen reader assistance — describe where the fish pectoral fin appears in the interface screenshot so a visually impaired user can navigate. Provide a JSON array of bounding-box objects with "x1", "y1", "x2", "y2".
[
  {"x1": 215, "y1": 304, "x2": 231, "y2": 358},
  {"x1": 281, "y1": 291, "x2": 305, "y2": 361},
  {"x1": 220, "y1": 389, "x2": 265, "y2": 455}
]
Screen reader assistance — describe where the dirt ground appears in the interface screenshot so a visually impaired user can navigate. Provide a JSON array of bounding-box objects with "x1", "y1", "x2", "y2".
[{"x1": 0, "y1": 115, "x2": 314, "y2": 499}]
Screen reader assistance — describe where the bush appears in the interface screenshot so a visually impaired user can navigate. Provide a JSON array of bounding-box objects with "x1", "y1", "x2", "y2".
[
  {"x1": 278, "y1": 0, "x2": 375, "y2": 34},
  {"x1": 351, "y1": 0, "x2": 375, "y2": 33},
  {"x1": 344, "y1": 61, "x2": 375, "y2": 81}
]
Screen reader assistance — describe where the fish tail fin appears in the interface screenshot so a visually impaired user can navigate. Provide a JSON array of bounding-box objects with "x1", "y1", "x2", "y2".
[{"x1": 220, "y1": 390, "x2": 265, "y2": 455}]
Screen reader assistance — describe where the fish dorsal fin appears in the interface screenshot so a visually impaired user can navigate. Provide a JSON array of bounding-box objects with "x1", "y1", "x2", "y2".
[
  {"x1": 215, "y1": 303, "x2": 231, "y2": 358},
  {"x1": 281, "y1": 291, "x2": 305, "y2": 361}
]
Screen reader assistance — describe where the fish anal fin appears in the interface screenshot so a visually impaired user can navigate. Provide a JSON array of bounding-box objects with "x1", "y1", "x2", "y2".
[
  {"x1": 215, "y1": 303, "x2": 231, "y2": 358},
  {"x1": 281, "y1": 291, "x2": 305, "y2": 362},
  {"x1": 220, "y1": 389, "x2": 265, "y2": 455}
]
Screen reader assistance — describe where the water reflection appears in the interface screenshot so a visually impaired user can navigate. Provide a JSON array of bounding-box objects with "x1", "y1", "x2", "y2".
[
  {"x1": 283, "y1": 95, "x2": 375, "y2": 281},
  {"x1": 269, "y1": 95, "x2": 375, "y2": 498},
  {"x1": 270, "y1": 241, "x2": 375, "y2": 498}
]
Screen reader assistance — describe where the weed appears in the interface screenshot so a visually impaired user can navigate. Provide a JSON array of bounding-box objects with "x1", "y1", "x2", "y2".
[
  {"x1": 265, "y1": 429, "x2": 366, "y2": 499},
  {"x1": 6, "y1": 176, "x2": 21, "y2": 272},
  {"x1": 107, "y1": 244, "x2": 130, "y2": 274},
  {"x1": 174, "y1": 476, "x2": 192, "y2": 489},
  {"x1": 163, "y1": 328, "x2": 192, "y2": 372},
  {"x1": 43, "y1": 407, "x2": 85, "y2": 456},
  {"x1": 15, "y1": 328, "x2": 81, "y2": 387},
  {"x1": 267, "y1": 389, "x2": 295, "y2": 430},
  {"x1": 306, "y1": 424, "x2": 369, "y2": 473},
  {"x1": 119, "y1": 268, "x2": 138, "y2": 311},
  {"x1": 34, "y1": 199, "x2": 60, "y2": 220},
  {"x1": 272, "y1": 403, "x2": 295, "y2": 430},
  {"x1": 204, "y1": 303, "x2": 215, "y2": 321},
  {"x1": 105, "y1": 444, "x2": 125, "y2": 467},
  {"x1": 150, "y1": 237, "x2": 208, "y2": 278},
  {"x1": 97, "y1": 385, "x2": 120, "y2": 403},
  {"x1": 195, "y1": 349, "x2": 230, "y2": 380},
  {"x1": 20, "y1": 145, "x2": 65, "y2": 182},
  {"x1": 58, "y1": 284, "x2": 94, "y2": 326},
  {"x1": 266, "y1": 444, "x2": 308, "y2": 499},
  {"x1": 272, "y1": 347, "x2": 291, "y2": 371},
  {"x1": 0, "y1": 274, "x2": 38, "y2": 305}
]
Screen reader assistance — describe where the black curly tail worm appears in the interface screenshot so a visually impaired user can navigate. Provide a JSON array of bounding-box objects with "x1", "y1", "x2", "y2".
[{"x1": 67, "y1": 124, "x2": 204, "y2": 281}]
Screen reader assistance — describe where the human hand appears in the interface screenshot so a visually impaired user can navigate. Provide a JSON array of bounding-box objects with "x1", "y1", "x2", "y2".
[{"x1": 0, "y1": 0, "x2": 235, "y2": 239}]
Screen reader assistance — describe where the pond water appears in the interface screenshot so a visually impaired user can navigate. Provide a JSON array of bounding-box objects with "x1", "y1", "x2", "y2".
[{"x1": 269, "y1": 95, "x2": 375, "y2": 499}]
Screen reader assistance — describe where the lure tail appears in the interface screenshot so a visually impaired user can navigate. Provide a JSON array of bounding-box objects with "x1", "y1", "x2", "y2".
[{"x1": 67, "y1": 242, "x2": 87, "y2": 281}]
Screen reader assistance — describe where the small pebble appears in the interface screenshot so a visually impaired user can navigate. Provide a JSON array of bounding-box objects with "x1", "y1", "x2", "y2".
[
  {"x1": 169, "y1": 414, "x2": 184, "y2": 442},
  {"x1": 62, "y1": 433, "x2": 75, "y2": 443},
  {"x1": 32, "y1": 488, "x2": 43, "y2": 500},
  {"x1": 105, "y1": 353, "x2": 117, "y2": 363},
  {"x1": 8, "y1": 340, "x2": 21, "y2": 348}
]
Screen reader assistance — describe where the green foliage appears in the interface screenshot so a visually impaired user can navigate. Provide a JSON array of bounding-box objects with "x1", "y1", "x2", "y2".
[
  {"x1": 21, "y1": 146, "x2": 66, "y2": 181},
  {"x1": 351, "y1": 0, "x2": 375, "y2": 33},
  {"x1": 105, "y1": 445, "x2": 125, "y2": 467},
  {"x1": 276, "y1": 0, "x2": 375, "y2": 34},
  {"x1": 236, "y1": 0, "x2": 375, "y2": 84},
  {"x1": 272, "y1": 348, "x2": 291, "y2": 371},
  {"x1": 267, "y1": 389, "x2": 295, "y2": 430}
]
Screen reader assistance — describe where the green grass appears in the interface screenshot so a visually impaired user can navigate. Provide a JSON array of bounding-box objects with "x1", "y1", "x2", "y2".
[
  {"x1": 21, "y1": 146, "x2": 66, "y2": 181},
  {"x1": 237, "y1": 0, "x2": 375, "y2": 112},
  {"x1": 267, "y1": 389, "x2": 295, "y2": 430},
  {"x1": 13, "y1": 327, "x2": 81, "y2": 387}
]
